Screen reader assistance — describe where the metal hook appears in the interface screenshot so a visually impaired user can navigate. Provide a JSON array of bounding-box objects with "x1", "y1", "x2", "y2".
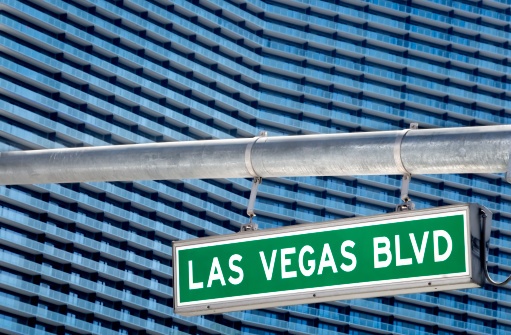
[
  {"x1": 240, "y1": 177, "x2": 262, "y2": 232},
  {"x1": 395, "y1": 124, "x2": 418, "y2": 212},
  {"x1": 247, "y1": 176, "x2": 262, "y2": 219},
  {"x1": 395, "y1": 174, "x2": 415, "y2": 211},
  {"x1": 480, "y1": 210, "x2": 511, "y2": 286},
  {"x1": 240, "y1": 131, "x2": 267, "y2": 232}
]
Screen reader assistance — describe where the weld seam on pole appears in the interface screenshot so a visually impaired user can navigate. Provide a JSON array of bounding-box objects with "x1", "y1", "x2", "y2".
[
  {"x1": 245, "y1": 136, "x2": 263, "y2": 177},
  {"x1": 394, "y1": 129, "x2": 411, "y2": 175}
]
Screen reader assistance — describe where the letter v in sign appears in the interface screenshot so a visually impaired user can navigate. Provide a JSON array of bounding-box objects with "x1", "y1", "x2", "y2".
[
  {"x1": 260, "y1": 250, "x2": 277, "y2": 280},
  {"x1": 410, "y1": 232, "x2": 429, "y2": 264}
]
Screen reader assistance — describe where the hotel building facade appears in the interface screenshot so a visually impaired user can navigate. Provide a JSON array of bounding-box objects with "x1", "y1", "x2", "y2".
[{"x1": 0, "y1": 0, "x2": 509, "y2": 334}]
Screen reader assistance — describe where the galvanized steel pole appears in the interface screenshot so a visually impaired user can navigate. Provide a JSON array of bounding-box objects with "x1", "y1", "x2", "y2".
[{"x1": 0, "y1": 125, "x2": 510, "y2": 185}]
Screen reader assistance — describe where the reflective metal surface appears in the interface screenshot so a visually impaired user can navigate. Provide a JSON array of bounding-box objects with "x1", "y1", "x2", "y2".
[{"x1": 0, "y1": 125, "x2": 510, "y2": 185}]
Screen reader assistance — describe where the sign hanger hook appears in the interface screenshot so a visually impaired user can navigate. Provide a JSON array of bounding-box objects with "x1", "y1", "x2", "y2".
[
  {"x1": 395, "y1": 123, "x2": 418, "y2": 212},
  {"x1": 480, "y1": 210, "x2": 511, "y2": 287},
  {"x1": 240, "y1": 131, "x2": 267, "y2": 232}
]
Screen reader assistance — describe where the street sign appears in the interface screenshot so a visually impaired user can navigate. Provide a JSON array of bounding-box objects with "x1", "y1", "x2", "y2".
[{"x1": 173, "y1": 204, "x2": 489, "y2": 316}]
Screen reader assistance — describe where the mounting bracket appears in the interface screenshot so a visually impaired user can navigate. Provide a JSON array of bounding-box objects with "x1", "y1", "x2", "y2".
[
  {"x1": 395, "y1": 123, "x2": 418, "y2": 212},
  {"x1": 240, "y1": 131, "x2": 267, "y2": 232},
  {"x1": 480, "y1": 209, "x2": 511, "y2": 286}
]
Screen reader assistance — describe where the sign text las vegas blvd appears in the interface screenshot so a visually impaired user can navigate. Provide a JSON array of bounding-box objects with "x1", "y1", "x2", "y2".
[{"x1": 173, "y1": 204, "x2": 487, "y2": 316}]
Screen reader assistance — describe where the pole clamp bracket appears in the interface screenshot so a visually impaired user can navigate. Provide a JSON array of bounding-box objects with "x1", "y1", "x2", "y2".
[
  {"x1": 395, "y1": 123, "x2": 417, "y2": 212},
  {"x1": 240, "y1": 131, "x2": 267, "y2": 232}
]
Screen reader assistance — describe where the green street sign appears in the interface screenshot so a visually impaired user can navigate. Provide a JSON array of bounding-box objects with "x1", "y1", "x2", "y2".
[{"x1": 173, "y1": 204, "x2": 488, "y2": 316}]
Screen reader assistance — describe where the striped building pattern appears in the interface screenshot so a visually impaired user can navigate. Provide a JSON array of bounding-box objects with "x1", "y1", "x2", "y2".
[{"x1": 0, "y1": 0, "x2": 510, "y2": 334}]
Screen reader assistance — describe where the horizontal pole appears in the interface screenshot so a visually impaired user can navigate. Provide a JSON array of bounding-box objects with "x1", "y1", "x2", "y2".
[{"x1": 0, "y1": 125, "x2": 510, "y2": 185}]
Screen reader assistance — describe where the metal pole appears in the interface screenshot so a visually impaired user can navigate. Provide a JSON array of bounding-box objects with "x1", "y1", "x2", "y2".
[{"x1": 0, "y1": 125, "x2": 510, "y2": 185}]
